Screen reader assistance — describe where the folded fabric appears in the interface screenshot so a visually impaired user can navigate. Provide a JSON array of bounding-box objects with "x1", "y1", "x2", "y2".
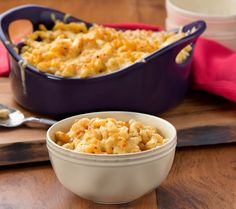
[
  {"x1": 102, "y1": 23, "x2": 161, "y2": 31},
  {"x1": 0, "y1": 23, "x2": 236, "y2": 103},
  {"x1": 192, "y1": 38, "x2": 236, "y2": 102},
  {"x1": 0, "y1": 41, "x2": 9, "y2": 77}
]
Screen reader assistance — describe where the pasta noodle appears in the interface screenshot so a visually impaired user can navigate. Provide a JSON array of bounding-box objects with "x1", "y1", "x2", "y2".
[
  {"x1": 0, "y1": 109, "x2": 10, "y2": 119},
  {"x1": 21, "y1": 21, "x2": 192, "y2": 78},
  {"x1": 54, "y1": 118, "x2": 168, "y2": 154}
]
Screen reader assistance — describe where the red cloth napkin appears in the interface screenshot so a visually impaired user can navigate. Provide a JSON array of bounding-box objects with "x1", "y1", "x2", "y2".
[
  {"x1": 0, "y1": 41, "x2": 9, "y2": 77},
  {"x1": 1, "y1": 23, "x2": 236, "y2": 103},
  {"x1": 192, "y1": 38, "x2": 236, "y2": 102}
]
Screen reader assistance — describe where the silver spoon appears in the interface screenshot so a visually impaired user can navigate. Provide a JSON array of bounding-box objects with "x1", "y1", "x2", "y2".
[{"x1": 0, "y1": 104, "x2": 57, "y2": 128}]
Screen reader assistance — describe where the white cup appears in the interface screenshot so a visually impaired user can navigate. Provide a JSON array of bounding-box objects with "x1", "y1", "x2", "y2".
[{"x1": 166, "y1": 0, "x2": 236, "y2": 50}]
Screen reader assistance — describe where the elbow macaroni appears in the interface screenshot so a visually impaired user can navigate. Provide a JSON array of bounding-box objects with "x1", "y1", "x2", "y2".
[
  {"x1": 0, "y1": 109, "x2": 10, "y2": 119},
  {"x1": 21, "y1": 21, "x2": 192, "y2": 78},
  {"x1": 54, "y1": 118, "x2": 167, "y2": 154}
]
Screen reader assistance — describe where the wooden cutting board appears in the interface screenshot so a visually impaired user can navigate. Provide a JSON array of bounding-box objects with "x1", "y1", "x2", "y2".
[
  {"x1": 1, "y1": 78, "x2": 236, "y2": 166},
  {"x1": 0, "y1": 78, "x2": 49, "y2": 165}
]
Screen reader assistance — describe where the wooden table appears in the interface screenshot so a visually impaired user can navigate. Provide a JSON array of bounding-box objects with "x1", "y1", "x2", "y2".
[{"x1": 0, "y1": 1, "x2": 236, "y2": 209}]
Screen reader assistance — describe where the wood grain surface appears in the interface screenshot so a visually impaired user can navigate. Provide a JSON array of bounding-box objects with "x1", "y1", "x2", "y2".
[
  {"x1": 1, "y1": 79, "x2": 236, "y2": 165},
  {"x1": 0, "y1": 79, "x2": 48, "y2": 165},
  {"x1": 157, "y1": 145, "x2": 236, "y2": 209},
  {"x1": 0, "y1": 162, "x2": 158, "y2": 209},
  {"x1": 0, "y1": 1, "x2": 236, "y2": 209}
]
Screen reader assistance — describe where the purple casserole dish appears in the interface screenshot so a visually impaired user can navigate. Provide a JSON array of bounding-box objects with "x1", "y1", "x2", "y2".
[{"x1": 0, "y1": 5, "x2": 206, "y2": 117}]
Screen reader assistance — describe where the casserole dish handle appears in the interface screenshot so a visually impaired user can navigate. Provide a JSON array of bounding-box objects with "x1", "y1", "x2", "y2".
[
  {"x1": 165, "y1": 20, "x2": 206, "y2": 64},
  {"x1": 0, "y1": 4, "x2": 89, "y2": 60}
]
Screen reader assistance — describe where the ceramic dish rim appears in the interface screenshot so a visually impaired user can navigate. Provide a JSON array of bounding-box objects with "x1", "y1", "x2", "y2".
[
  {"x1": 167, "y1": 0, "x2": 236, "y2": 20},
  {"x1": 46, "y1": 111, "x2": 177, "y2": 160},
  {"x1": 0, "y1": 4, "x2": 206, "y2": 82}
]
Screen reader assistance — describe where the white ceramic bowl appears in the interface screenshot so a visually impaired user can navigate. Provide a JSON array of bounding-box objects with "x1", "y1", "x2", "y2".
[
  {"x1": 166, "y1": 0, "x2": 236, "y2": 50},
  {"x1": 46, "y1": 111, "x2": 177, "y2": 204}
]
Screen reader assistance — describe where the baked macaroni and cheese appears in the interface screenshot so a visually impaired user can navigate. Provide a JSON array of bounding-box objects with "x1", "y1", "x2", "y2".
[
  {"x1": 20, "y1": 21, "x2": 192, "y2": 78},
  {"x1": 54, "y1": 118, "x2": 167, "y2": 154},
  {"x1": 0, "y1": 109, "x2": 10, "y2": 119}
]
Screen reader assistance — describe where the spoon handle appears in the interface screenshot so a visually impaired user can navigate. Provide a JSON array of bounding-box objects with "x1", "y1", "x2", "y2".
[{"x1": 24, "y1": 117, "x2": 57, "y2": 126}]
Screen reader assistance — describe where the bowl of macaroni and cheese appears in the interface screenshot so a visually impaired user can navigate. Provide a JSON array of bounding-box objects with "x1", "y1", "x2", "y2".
[
  {"x1": 0, "y1": 5, "x2": 206, "y2": 117},
  {"x1": 46, "y1": 111, "x2": 177, "y2": 204}
]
